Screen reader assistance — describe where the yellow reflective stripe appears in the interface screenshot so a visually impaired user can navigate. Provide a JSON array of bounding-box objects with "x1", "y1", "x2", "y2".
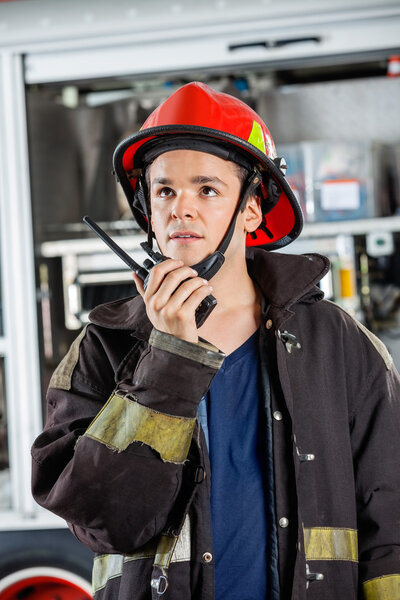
[
  {"x1": 247, "y1": 120, "x2": 266, "y2": 154},
  {"x1": 49, "y1": 326, "x2": 87, "y2": 390},
  {"x1": 154, "y1": 535, "x2": 178, "y2": 569},
  {"x1": 92, "y1": 515, "x2": 191, "y2": 594},
  {"x1": 153, "y1": 514, "x2": 191, "y2": 568},
  {"x1": 84, "y1": 392, "x2": 196, "y2": 463},
  {"x1": 363, "y1": 574, "x2": 400, "y2": 600},
  {"x1": 304, "y1": 527, "x2": 358, "y2": 562},
  {"x1": 92, "y1": 550, "x2": 156, "y2": 594}
]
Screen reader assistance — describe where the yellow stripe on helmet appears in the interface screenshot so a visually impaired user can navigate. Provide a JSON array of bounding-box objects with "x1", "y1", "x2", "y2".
[{"x1": 247, "y1": 120, "x2": 266, "y2": 154}]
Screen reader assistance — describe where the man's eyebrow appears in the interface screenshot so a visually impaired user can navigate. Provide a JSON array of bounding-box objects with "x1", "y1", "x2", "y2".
[
  {"x1": 151, "y1": 175, "x2": 227, "y2": 187},
  {"x1": 191, "y1": 175, "x2": 227, "y2": 187},
  {"x1": 152, "y1": 177, "x2": 172, "y2": 186}
]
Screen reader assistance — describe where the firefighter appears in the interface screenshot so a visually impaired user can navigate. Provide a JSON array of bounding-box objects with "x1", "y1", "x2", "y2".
[{"x1": 32, "y1": 82, "x2": 400, "y2": 599}]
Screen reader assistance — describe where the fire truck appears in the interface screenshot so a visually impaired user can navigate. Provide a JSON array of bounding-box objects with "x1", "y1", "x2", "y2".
[{"x1": 1, "y1": 0, "x2": 400, "y2": 598}]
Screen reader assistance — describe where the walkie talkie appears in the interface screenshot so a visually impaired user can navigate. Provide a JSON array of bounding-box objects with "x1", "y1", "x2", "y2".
[{"x1": 83, "y1": 216, "x2": 217, "y2": 328}]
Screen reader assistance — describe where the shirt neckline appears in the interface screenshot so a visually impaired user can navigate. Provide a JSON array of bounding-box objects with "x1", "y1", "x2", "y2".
[{"x1": 220, "y1": 328, "x2": 260, "y2": 370}]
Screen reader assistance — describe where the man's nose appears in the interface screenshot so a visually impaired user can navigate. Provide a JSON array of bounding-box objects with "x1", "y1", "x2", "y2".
[{"x1": 171, "y1": 192, "x2": 197, "y2": 220}]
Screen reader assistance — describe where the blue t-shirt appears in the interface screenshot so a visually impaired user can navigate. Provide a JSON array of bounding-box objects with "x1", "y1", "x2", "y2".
[{"x1": 202, "y1": 329, "x2": 268, "y2": 600}]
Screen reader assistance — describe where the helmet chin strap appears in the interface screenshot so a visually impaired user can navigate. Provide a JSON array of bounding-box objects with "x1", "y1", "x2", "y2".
[{"x1": 148, "y1": 167, "x2": 262, "y2": 282}]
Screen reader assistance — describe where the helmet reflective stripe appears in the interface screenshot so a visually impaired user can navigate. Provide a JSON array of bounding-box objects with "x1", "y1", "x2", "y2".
[{"x1": 247, "y1": 120, "x2": 267, "y2": 156}]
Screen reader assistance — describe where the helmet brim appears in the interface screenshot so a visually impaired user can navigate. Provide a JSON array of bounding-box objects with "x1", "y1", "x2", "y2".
[{"x1": 113, "y1": 124, "x2": 303, "y2": 250}]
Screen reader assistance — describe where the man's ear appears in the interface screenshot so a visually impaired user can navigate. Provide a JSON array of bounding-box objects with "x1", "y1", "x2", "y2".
[{"x1": 244, "y1": 195, "x2": 262, "y2": 233}]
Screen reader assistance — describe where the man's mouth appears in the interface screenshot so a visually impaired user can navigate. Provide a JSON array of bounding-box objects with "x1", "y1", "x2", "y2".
[{"x1": 170, "y1": 231, "x2": 202, "y2": 240}]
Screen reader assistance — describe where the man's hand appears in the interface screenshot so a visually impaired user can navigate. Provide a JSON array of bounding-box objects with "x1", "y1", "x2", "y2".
[{"x1": 133, "y1": 259, "x2": 213, "y2": 344}]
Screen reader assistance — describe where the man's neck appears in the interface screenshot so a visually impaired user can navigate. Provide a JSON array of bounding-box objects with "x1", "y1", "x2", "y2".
[{"x1": 197, "y1": 254, "x2": 262, "y2": 355}]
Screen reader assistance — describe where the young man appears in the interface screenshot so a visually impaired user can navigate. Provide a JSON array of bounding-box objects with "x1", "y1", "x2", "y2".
[{"x1": 31, "y1": 82, "x2": 400, "y2": 600}]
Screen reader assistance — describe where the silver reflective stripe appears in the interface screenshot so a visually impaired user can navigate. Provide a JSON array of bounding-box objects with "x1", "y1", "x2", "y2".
[
  {"x1": 92, "y1": 554, "x2": 124, "y2": 595},
  {"x1": 169, "y1": 512, "x2": 191, "y2": 563},
  {"x1": 353, "y1": 319, "x2": 393, "y2": 370},
  {"x1": 92, "y1": 515, "x2": 191, "y2": 594}
]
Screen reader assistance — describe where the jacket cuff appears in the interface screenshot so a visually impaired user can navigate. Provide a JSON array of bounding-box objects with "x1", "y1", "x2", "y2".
[
  {"x1": 149, "y1": 328, "x2": 225, "y2": 369},
  {"x1": 117, "y1": 329, "x2": 225, "y2": 418}
]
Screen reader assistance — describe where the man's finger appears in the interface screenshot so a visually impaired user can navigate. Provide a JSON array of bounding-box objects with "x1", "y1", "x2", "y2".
[
  {"x1": 144, "y1": 259, "x2": 185, "y2": 296},
  {"x1": 167, "y1": 277, "x2": 211, "y2": 310},
  {"x1": 148, "y1": 266, "x2": 199, "y2": 308},
  {"x1": 178, "y1": 284, "x2": 214, "y2": 321},
  {"x1": 132, "y1": 272, "x2": 145, "y2": 296}
]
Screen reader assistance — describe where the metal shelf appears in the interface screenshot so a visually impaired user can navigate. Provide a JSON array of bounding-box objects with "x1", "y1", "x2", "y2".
[
  {"x1": 39, "y1": 232, "x2": 146, "y2": 258},
  {"x1": 301, "y1": 216, "x2": 400, "y2": 237},
  {"x1": 39, "y1": 217, "x2": 400, "y2": 258}
]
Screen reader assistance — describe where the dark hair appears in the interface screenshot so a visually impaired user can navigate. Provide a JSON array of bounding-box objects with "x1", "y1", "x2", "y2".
[{"x1": 234, "y1": 164, "x2": 253, "y2": 212}]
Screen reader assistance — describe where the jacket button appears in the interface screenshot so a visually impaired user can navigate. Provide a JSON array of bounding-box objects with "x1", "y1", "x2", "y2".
[
  {"x1": 279, "y1": 517, "x2": 289, "y2": 528},
  {"x1": 273, "y1": 411, "x2": 283, "y2": 421},
  {"x1": 202, "y1": 552, "x2": 213, "y2": 563},
  {"x1": 266, "y1": 319, "x2": 273, "y2": 330}
]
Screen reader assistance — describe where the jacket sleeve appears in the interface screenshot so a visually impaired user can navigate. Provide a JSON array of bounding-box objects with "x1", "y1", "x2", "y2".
[
  {"x1": 349, "y1": 327, "x2": 400, "y2": 599},
  {"x1": 31, "y1": 324, "x2": 224, "y2": 554}
]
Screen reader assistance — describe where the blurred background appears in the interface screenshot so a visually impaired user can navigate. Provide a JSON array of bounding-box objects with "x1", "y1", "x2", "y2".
[{"x1": 1, "y1": 0, "x2": 400, "y2": 597}]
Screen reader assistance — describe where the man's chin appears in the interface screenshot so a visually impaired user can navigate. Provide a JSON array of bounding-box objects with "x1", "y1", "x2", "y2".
[
  {"x1": 168, "y1": 247, "x2": 210, "y2": 267},
  {"x1": 156, "y1": 238, "x2": 212, "y2": 266}
]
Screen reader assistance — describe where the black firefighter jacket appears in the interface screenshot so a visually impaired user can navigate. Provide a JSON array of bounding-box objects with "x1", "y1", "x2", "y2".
[{"x1": 31, "y1": 248, "x2": 400, "y2": 600}]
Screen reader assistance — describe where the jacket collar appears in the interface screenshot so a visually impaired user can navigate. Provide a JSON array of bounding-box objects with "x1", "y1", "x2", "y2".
[
  {"x1": 89, "y1": 248, "x2": 330, "y2": 338},
  {"x1": 246, "y1": 247, "x2": 330, "y2": 311}
]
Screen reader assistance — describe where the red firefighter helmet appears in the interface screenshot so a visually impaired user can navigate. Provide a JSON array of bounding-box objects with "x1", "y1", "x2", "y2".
[{"x1": 113, "y1": 81, "x2": 303, "y2": 250}]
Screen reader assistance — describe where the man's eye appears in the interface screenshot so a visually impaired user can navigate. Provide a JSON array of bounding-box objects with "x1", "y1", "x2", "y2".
[
  {"x1": 158, "y1": 187, "x2": 173, "y2": 197},
  {"x1": 201, "y1": 186, "x2": 218, "y2": 197}
]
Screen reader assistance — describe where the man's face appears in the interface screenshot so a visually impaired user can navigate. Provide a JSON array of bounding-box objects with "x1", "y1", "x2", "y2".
[{"x1": 148, "y1": 149, "x2": 251, "y2": 265}]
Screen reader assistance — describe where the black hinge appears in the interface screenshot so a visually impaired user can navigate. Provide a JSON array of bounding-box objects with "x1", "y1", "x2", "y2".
[
  {"x1": 277, "y1": 330, "x2": 302, "y2": 354},
  {"x1": 296, "y1": 447, "x2": 315, "y2": 462},
  {"x1": 306, "y1": 564, "x2": 324, "y2": 588}
]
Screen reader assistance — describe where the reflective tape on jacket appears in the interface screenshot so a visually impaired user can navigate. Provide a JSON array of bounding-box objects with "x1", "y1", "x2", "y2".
[
  {"x1": 84, "y1": 391, "x2": 196, "y2": 463},
  {"x1": 363, "y1": 574, "x2": 400, "y2": 600},
  {"x1": 49, "y1": 326, "x2": 87, "y2": 390},
  {"x1": 304, "y1": 527, "x2": 358, "y2": 562},
  {"x1": 92, "y1": 515, "x2": 191, "y2": 594}
]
